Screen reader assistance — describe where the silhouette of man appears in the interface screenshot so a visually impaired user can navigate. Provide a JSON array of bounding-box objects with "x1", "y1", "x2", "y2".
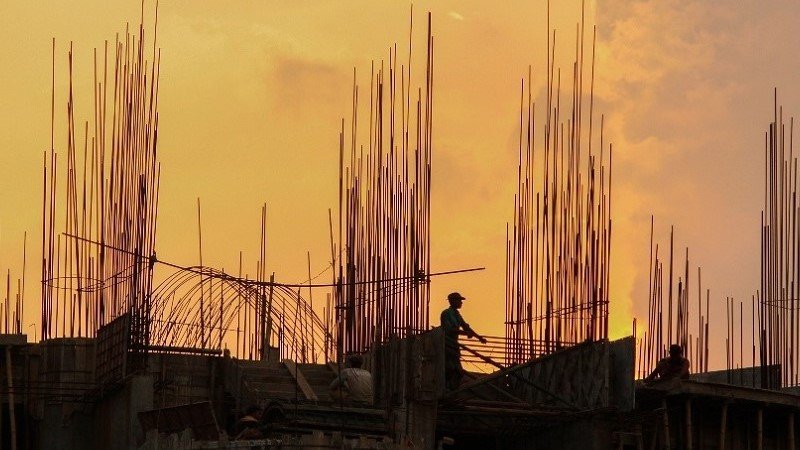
[
  {"x1": 440, "y1": 292, "x2": 486, "y2": 390},
  {"x1": 645, "y1": 344, "x2": 690, "y2": 382}
]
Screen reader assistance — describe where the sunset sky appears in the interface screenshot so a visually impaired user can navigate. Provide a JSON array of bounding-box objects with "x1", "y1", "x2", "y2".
[{"x1": 3, "y1": 1, "x2": 800, "y2": 369}]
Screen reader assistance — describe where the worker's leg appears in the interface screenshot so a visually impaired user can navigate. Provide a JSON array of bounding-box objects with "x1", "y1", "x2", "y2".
[
  {"x1": 453, "y1": 353, "x2": 464, "y2": 388},
  {"x1": 444, "y1": 344, "x2": 460, "y2": 390}
]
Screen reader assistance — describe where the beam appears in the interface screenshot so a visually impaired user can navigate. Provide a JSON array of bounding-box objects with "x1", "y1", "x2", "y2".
[
  {"x1": 641, "y1": 380, "x2": 800, "y2": 409},
  {"x1": 447, "y1": 343, "x2": 577, "y2": 409},
  {"x1": 284, "y1": 360, "x2": 318, "y2": 401}
]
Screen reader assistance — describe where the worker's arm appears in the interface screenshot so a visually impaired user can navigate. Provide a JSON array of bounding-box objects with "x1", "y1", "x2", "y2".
[
  {"x1": 459, "y1": 323, "x2": 487, "y2": 344},
  {"x1": 458, "y1": 313, "x2": 487, "y2": 343},
  {"x1": 679, "y1": 359, "x2": 691, "y2": 379},
  {"x1": 471, "y1": 331, "x2": 488, "y2": 345},
  {"x1": 644, "y1": 360, "x2": 663, "y2": 382},
  {"x1": 329, "y1": 372, "x2": 350, "y2": 391}
]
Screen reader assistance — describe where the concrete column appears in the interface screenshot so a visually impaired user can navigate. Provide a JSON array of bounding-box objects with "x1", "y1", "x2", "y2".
[
  {"x1": 718, "y1": 402, "x2": 727, "y2": 450},
  {"x1": 662, "y1": 399, "x2": 671, "y2": 450},
  {"x1": 6, "y1": 347, "x2": 16, "y2": 450},
  {"x1": 685, "y1": 399, "x2": 692, "y2": 450}
]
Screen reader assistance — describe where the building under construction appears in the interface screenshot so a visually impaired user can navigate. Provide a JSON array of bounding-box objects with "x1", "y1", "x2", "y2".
[
  {"x1": 6, "y1": 327, "x2": 800, "y2": 449},
  {"x1": 5, "y1": 3, "x2": 800, "y2": 450}
]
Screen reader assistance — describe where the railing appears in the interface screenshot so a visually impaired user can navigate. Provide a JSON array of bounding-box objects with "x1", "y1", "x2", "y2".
[{"x1": 459, "y1": 335, "x2": 577, "y2": 373}]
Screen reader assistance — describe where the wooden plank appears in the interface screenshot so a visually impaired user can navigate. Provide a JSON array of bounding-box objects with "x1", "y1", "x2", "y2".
[{"x1": 284, "y1": 359, "x2": 319, "y2": 401}]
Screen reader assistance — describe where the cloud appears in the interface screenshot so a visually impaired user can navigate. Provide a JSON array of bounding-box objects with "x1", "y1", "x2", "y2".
[
  {"x1": 594, "y1": 0, "x2": 800, "y2": 366},
  {"x1": 271, "y1": 55, "x2": 350, "y2": 117},
  {"x1": 448, "y1": 11, "x2": 465, "y2": 21}
]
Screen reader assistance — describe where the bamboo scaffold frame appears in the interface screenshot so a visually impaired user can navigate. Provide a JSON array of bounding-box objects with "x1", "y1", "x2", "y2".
[
  {"x1": 505, "y1": 1, "x2": 612, "y2": 364},
  {"x1": 333, "y1": 11, "x2": 434, "y2": 356}
]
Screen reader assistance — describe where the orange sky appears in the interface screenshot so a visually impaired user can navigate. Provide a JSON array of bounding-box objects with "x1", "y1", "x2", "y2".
[{"x1": 3, "y1": 1, "x2": 800, "y2": 369}]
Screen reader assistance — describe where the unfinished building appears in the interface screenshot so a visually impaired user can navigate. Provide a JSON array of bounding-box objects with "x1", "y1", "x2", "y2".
[{"x1": 4, "y1": 3, "x2": 800, "y2": 450}]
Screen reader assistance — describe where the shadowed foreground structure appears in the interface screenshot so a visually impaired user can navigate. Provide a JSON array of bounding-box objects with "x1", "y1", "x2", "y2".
[{"x1": 6, "y1": 331, "x2": 800, "y2": 449}]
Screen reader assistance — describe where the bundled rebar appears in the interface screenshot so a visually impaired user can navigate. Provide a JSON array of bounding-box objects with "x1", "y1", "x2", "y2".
[
  {"x1": 333, "y1": 13, "x2": 434, "y2": 356},
  {"x1": 41, "y1": 13, "x2": 161, "y2": 352},
  {"x1": 638, "y1": 220, "x2": 716, "y2": 379},
  {"x1": 505, "y1": 4, "x2": 612, "y2": 363},
  {"x1": 0, "y1": 233, "x2": 27, "y2": 335},
  {"x1": 760, "y1": 89, "x2": 800, "y2": 388}
]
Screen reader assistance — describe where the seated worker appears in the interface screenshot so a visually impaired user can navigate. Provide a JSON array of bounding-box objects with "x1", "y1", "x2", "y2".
[
  {"x1": 235, "y1": 405, "x2": 263, "y2": 440},
  {"x1": 645, "y1": 344, "x2": 691, "y2": 382},
  {"x1": 329, "y1": 354, "x2": 374, "y2": 404}
]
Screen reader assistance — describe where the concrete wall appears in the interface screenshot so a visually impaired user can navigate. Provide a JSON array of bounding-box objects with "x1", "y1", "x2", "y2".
[
  {"x1": 496, "y1": 417, "x2": 615, "y2": 450},
  {"x1": 691, "y1": 365, "x2": 780, "y2": 388},
  {"x1": 609, "y1": 336, "x2": 635, "y2": 412},
  {"x1": 36, "y1": 338, "x2": 96, "y2": 450},
  {"x1": 1, "y1": 338, "x2": 36, "y2": 450},
  {"x1": 146, "y1": 353, "x2": 217, "y2": 409},
  {"x1": 94, "y1": 375, "x2": 154, "y2": 450},
  {"x1": 37, "y1": 405, "x2": 93, "y2": 450}
]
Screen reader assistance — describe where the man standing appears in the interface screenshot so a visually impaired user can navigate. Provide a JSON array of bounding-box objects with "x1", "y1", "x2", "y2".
[
  {"x1": 440, "y1": 292, "x2": 486, "y2": 390},
  {"x1": 645, "y1": 344, "x2": 691, "y2": 382}
]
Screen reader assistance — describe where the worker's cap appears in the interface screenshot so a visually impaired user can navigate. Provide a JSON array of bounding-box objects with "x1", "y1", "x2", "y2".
[
  {"x1": 669, "y1": 344, "x2": 682, "y2": 355},
  {"x1": 447, "y1": 292, "x2": 466, "y2": 302}
]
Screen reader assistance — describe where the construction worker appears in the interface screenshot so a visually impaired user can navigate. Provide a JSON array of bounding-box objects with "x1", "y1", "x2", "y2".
[
  {"x1": 440, "y1": 292, "x2": 486, "y2": 390},
  {"x1": 235, "y1": 405, "x2": 264, "y2": 440},
  {"x1": 645, "y1": 344, "x2": 690, "y2": 382},
  {"x1": 329, "y1": 354, "x2": 374, "y2": 404}
]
